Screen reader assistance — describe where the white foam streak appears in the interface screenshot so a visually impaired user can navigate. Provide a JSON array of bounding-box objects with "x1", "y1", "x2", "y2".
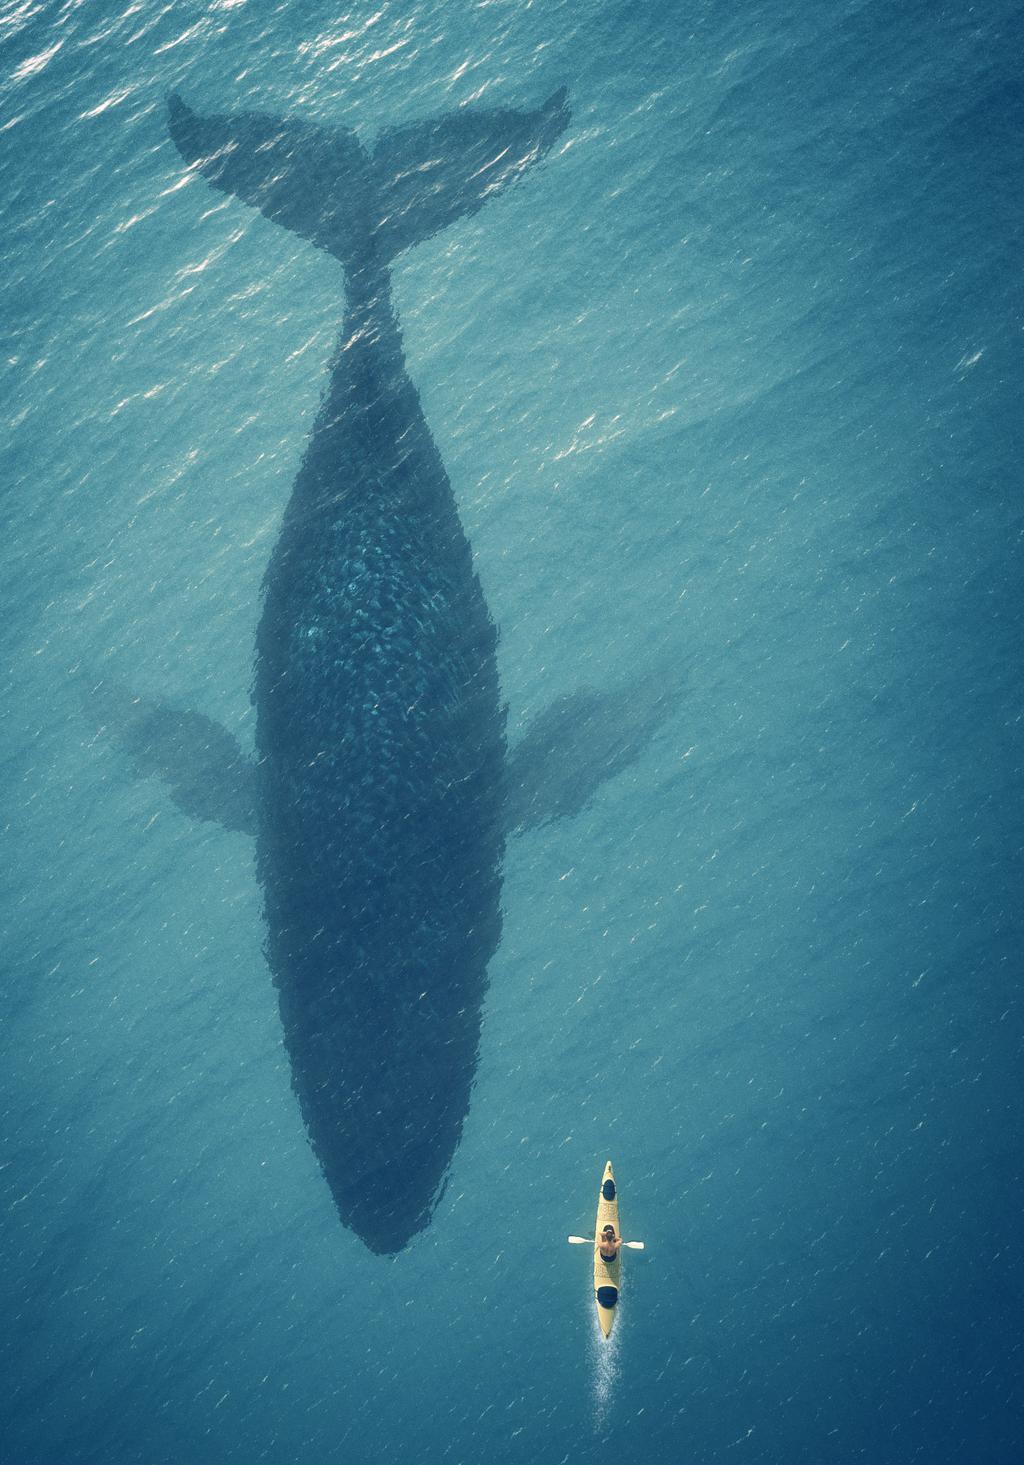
[
  {"x1": 11, "y1": 39, "x2": 62, "y2": 80},
  {"x1": 588, "y1": 1307, "x2": 620, "y2": 1433}
]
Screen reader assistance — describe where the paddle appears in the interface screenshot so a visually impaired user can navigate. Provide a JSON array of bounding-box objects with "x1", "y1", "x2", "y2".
[{"x1": 567, "y1": 1236, "x2": 645, "y2": 1249}]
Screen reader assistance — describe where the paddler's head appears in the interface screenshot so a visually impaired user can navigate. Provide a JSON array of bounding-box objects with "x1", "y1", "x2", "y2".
[{"x1": 602, "y1": 1225, "x2": 615, "y2": 1239}]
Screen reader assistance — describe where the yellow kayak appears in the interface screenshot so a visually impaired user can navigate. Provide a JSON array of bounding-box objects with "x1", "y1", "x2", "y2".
[
  {"x1": 593, "y1": 1160, "x2": 622, "y2": 1338},
  {"x1": 568, "y1": 1160, "x2": 644, "y2": 1334}
]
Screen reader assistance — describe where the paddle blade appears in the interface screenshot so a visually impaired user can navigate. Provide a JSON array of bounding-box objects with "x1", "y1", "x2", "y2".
[
  {"x1": 623, "y1": 1241, "x2": 645, "y2": 1250},
  {"x1": 567, "y1": 1235, "x2": 591, "y2": 1245}
]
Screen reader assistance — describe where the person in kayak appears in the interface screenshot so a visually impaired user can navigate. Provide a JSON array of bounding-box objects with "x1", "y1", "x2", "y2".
[{"x1": 598, "y1": 1225, "x2": 622, "y2": 1261}]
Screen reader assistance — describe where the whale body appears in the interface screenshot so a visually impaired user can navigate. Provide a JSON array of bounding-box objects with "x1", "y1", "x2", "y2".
[{"x1": 167, "y1": 88, "x2": 570, "y2": 1252}]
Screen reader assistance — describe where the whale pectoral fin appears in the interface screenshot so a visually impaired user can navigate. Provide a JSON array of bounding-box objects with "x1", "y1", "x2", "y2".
[
  {"x1": 88, "y1": 681, "x2": 257, "y2": 836},
  {"x1": 505, "y1": 669, "x2": 680, "y2": 834},
  {"x1": 370, "y1": 86, "x2": 570, "y2": 259}
]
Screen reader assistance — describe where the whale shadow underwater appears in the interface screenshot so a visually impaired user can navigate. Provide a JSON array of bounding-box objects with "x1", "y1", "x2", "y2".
[{"x1": 104, "y1": 88, "x2": 678, "y2": 1255}]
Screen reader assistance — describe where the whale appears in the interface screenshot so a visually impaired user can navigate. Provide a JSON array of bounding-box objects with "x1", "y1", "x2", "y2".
[
  {"x1": 95, "y1": 84, "x2": 682, "y2": 1254},
  {"x1": 163, "y1": 87, "x2": 572, "y2": 1254}
]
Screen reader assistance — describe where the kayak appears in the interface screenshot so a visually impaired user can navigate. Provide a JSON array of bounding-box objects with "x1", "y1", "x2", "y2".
[
  {"x1": 567, "y1": 1160, "x2": 644, "y2": 1335},
  {"x1": 593, "y1": 1160, "x2": 621, "y2": 1338}
]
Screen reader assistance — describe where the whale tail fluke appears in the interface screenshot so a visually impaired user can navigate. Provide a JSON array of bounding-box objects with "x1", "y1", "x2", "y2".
[
  {"x1": 167, "y1": 87, "x2": 569, "y2": 270},
  {"x1": 370, "y1": 86, "x2": 569, "y2": 259}
]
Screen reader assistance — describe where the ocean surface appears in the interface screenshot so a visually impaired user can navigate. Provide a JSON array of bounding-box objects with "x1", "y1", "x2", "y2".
[{"x1": 2, "y1": 1, "x2": 1022, "y2": 1462}]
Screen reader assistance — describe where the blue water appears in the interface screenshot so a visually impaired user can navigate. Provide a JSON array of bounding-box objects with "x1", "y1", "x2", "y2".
[{"x1": 2, "y1": 1, "x2": 1022, "y2": 1461}]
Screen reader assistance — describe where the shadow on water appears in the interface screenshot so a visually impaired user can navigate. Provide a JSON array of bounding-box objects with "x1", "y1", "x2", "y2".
[{"x1": 85, "y1": 85, "x2": 683, "y2": 1255}]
